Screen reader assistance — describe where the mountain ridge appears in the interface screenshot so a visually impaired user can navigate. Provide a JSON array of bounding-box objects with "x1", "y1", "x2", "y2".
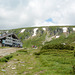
[{"x1": 0, "y1": 26, "x2": 75, "y2": 48}]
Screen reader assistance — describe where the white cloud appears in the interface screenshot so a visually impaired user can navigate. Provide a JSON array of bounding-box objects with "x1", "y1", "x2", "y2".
[{"x1": 0, "y1": 0, "x2": 75, "y2": 29}]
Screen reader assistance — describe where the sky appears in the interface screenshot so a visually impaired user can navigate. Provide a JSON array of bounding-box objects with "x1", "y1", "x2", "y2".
[{"x1": 0, "y1": 0, "x2": 75, "y2": 29}]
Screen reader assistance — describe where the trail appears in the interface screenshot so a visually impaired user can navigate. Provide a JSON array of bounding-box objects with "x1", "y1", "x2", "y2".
[
  {"x1": 0, "y1": 49, "x2": 46, "y2": 75},
  {"x1": 0, "y1": 48, "x2": 23, "y2": 56}
]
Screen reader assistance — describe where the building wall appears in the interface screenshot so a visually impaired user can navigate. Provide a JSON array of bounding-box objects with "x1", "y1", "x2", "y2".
[
  {"x1": 0, "y1": 43, "x2": 2, "y2": 47},
  {"x1": 3, "y1": 36, "x2": 22, "y2": 47}
]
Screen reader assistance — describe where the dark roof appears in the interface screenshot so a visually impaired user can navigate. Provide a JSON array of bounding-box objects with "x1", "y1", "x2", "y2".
[{"x1": 0, "y1": 33, "x2": 18, "y2": 39}]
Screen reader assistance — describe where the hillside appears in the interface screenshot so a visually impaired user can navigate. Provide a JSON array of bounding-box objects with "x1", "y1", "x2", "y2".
[
  {"x1": 0, "y1": 26, "x2": 75, "y2": 48},
  {"x1": 0, "y1": 26, "x2": 75, "y2": 75}
]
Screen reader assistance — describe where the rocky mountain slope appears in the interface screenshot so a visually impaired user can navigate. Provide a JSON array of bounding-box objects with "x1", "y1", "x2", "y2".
[{"x1": 0, "y1": 26, "x2": 75, "y2": 48}]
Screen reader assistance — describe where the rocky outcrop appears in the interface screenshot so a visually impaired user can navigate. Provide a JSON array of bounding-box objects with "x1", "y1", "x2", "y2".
[{"x1": 0, "y1": 26, "x2": 75, "y2": 41}]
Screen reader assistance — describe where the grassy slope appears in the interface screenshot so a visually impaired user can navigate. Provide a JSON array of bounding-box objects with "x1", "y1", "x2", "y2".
[
  {"x1": 0, "y1": 49, "x2": 75, "y2": 75},
  {"x1": 39, "y1": 49, "x2": 75, "y2": 75},
  {"x1": 10, "y1": 27, "x2": 46, "y2": 48},
  {"x1": 0, "y1": 49, "x2": 42, "y2": 75},
  {"x1": 23, "y1": 30, "x2": 46, "y2": 48},
  {"x1": 8, "y1": 26, "x2": 75, "y2": 48},
  {"x1": 45, "y1": 32, "x2": 75, "y2": 47},
  {"x1": 0, "y1": 26, "x2": 75, "y2": 75}
]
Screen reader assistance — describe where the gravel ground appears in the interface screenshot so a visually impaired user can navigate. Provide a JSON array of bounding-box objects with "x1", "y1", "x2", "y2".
[{"x1": 0, "y1": 47, "x2": 23, "y2": 56}]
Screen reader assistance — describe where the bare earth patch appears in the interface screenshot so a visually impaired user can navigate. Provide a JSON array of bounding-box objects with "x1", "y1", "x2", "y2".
[{"x1": 0, "y1": 47, "x2": 23, "y2": 56}]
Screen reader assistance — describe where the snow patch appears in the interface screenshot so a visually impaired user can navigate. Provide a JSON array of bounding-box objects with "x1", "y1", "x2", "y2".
[
  {"x1": 42, "y1": 28, "x2": 46, "y2": 31},
  {"x1": 6, "y1": 31, "x2": 8, "y2": 33},
  {"x1": 32, "y1": 28, "x2": 38, "y2": 36},
  {"x1": 62, "y1": 27, "x2": 67, "y2": 32},
  {"x1": 73, "y1": 28, "x2": 75, "y2": 31},
  {"x1": 20, "y1": 29, "x2": 25, "y2": 33},
  {"x1": 56, "y1": 36, "x2": 60, "y2": 38}
]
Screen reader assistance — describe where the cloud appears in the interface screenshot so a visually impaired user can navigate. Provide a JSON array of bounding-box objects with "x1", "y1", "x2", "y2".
[{"x1": 0, "y1": 0, "x2": 75, "y2": 29}]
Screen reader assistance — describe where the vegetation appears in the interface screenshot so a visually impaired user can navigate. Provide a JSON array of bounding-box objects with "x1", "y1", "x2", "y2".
[
  {"x1": 17, "y1": 49, "x2": 27, "y2": 52},
  {"x1": 8, "y1": 26, "x2": 75, "y2": 48},
  {"x1": 45, "y1": 32, "x2": 75, "y2": 47},
  {"x1": 38, "y1": 49, "x2": 75, "y2": 74},
  {"x1": 23, "y1": 31, "x2": 46, "y2": 48},
  {"x1": 4, "y1": 55, "x2": 13, "y2": 60},
  {"x1": 0, "y1": 58, "x2": 8, "y2": 62},
  {"x1": 0, "y1": 49, "x2": 75, "y2": 75},
  {"x1": 73, "y1": 65, "x2": 75, "y2": 74},
  {"x1": 0, "y1": 55, "x2": 13, "y2": 62},
  {"x1": 0, "y1": 26, "x2": 75, "y2": 74},
  {"x1": 41, "y1": 43, "x2": 74, "y2": 50}
]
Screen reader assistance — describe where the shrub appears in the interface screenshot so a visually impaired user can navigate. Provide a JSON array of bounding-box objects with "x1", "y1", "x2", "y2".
[
  {"x1": 0, "y1": 55, "x2": 13, "y2": 62},
  {"x1": 41, "y1": 44, "x2": 74, "y2": 50},
  {"x1": 70, "y1": 46, "x2": 74, "y2": 50},
  {"x1": 34, "y1": 52, "x2": 40, "y2": 55},
  {"x1": 17, "y1": 50, "x2": 27, "y2": 52},
  {"x1": 74, "y1": 51, "x2": 75, "y2": 57},
  {"x1": 4, "y1": 55, "x2": 13, "y2": 60},
  {"x1": 0, "y1": 58, "x2": 8, "y2": 62},
  {"x1": 73, "y1": 65, "x2": 75, "y2": 74}
]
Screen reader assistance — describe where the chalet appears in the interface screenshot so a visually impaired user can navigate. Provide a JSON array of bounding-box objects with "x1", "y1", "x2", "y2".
[{"x1": 0, "y1": 33, "x2": 22, "y2": 47}]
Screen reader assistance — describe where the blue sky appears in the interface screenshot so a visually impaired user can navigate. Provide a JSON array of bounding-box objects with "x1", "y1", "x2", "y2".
[
  {"x1": 0, "y1": 0, "x2": 75, "y2": 29},
  {"x1": 46, "y1": 18, "x2": 53, "y2": 22}
]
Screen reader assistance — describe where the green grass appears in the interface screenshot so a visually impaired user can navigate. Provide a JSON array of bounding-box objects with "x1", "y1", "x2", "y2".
[
  {"x1": 45, "y1": 32, "x2": 75, "y2": 47},
  {"x1": 0, "y1": 49, "x2": 75, "y2": 75},
  {"x1": 1, "y1": 26, "x2": 75, "y2": 74},
  {"x1": 23, "y1": 31, "x2": 46, "y2": 48},
  {"x1": 38, "y1": 49, "x2": 75, "y2": 75},
  {"x1": 0, "y1": 49, "x2": 43, "y2": 75},
  {"x1": 0, "y1": 55, "x2": 13, "y2": 62}
]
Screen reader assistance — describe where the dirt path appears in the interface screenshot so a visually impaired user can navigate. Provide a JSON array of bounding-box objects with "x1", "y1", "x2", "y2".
[
  {"x1": 0, "y1": 49, "x2": 46, "y2": 75},
  {"x1": 0, "y1": 47, "x2": 23, "y2": 56}
]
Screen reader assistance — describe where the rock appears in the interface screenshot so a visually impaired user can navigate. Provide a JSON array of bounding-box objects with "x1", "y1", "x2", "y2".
[
  {"x1": 24, "y1": 71, "x2": 28, "y2": 74},
  {"x1": 1, "y1": 69, "x2": 6, "y2": 72},
  {"x1": 28, "y1": 67, "x2": 33, "y2": 69},
  {"x1": 20, "y1": 62, "x2": 25, "y2": 63},
  {"x1": 30, "y1": 54, "x2": 32, "y2": 55},
  {"x1": 22, "y1": 65, "x2": 25, "y2": 66},
  {"x1": 8, "y1": 65, "x2": 11, "y2": 67},
  {"x1": 23, "y1": 71, "x2": 31, "y2": 74},
  {"x1": 14, "y1": 59, "x2": 17, "y2": 61},
  {"x1": 12, "y1": 67, "x2": 16, "y2": 70},
  {"x1": 15, "y1": 61, "x2": 18, "y2": 64},
  {"x1": 15, "y1": 72, "x2": 17, "y2": 74}
]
